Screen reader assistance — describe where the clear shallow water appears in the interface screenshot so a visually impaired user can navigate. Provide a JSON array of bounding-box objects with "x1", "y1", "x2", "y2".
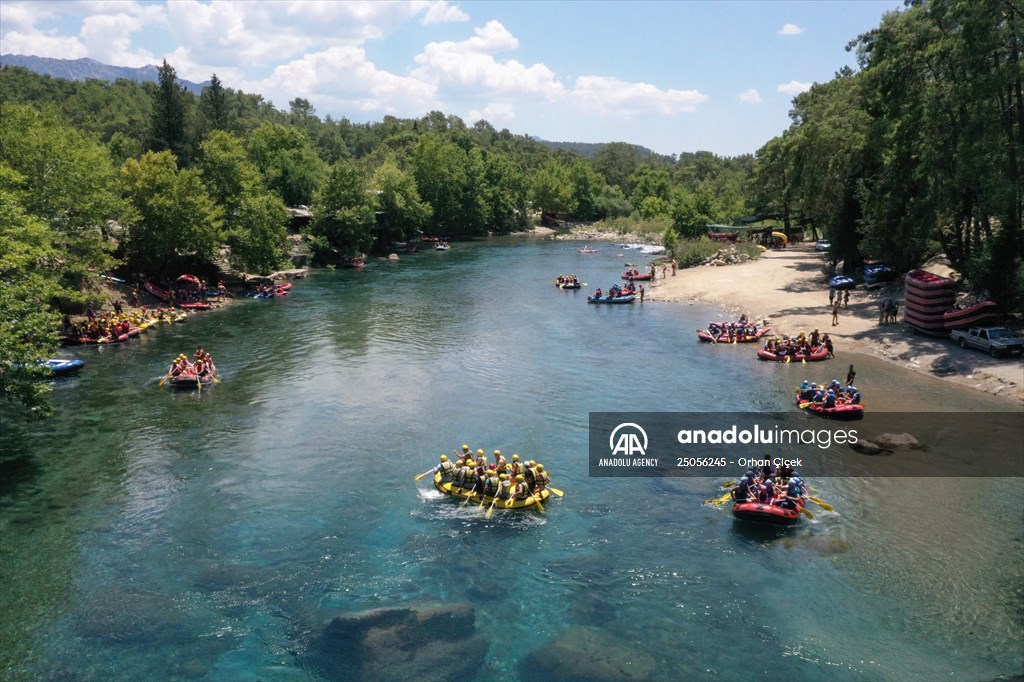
[{"x1": 1, "y1": 237, "x2": 1022, "y2": 681}]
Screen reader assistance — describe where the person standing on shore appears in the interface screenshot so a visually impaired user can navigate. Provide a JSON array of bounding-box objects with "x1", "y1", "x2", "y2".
[
  {"x1": 824, "y1": 334, "x2": 835, "y2": 358},
  {"x1": 843, "y1": 290, "x2": 850, "y2": 308},
  {"x1": 639, "y1": 285, "x2": 645, "y2": 302},
  {"x1": 846, "y1": 364, "x2": 856, "y2": 386},
  {"x1": 829, "y1": 286, "x2": 836, "y2": 307},
  {"x1": 831, "y1": 300, "x2": 840, "y2": 326}
]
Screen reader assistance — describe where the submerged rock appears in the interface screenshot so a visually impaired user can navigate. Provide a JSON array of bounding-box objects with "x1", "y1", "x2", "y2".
[
  {"x1": 873, "y1": 433, "x2": 922, "y2": 449},
  {"x1": 850, "y1": 440, "x2": 889, "y2": 455},
  {"x1": 518, "y1": 626, "x2": 659, "y2": 682},
  {"x1": 302, "y1": 603, "x2": 486, "y2": 682}
]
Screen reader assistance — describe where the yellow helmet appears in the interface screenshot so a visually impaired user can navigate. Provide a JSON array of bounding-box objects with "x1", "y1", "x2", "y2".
[
  {"x1": 462, "y1": 445, "x2": 470, "y2": 451},
  {"x1": 440, "y1": 455, "x2": 448, "y2": 462},
  {"x1": 499, "y1": 473, "x2": 508, "y2": 479},
  {"x1": 494, "y1": 450, "x2": 501, "y2": 456},
  {"x1": 512, "y1": 454, "x2": 519, "y2": 461},
  {"x1": 536, "y1": 464, "x2": 544, "y2": 471},
  {"x1": 466, "y1": 460, "x2": 475, "y2": 467},
  {"x1": 516, "y1": 475, "x2": 525, "y2": 481},
  {"x1": 529, "y1": 460, "x2": 536, "y2": 467},
  {"x1": 476, "y1": 449, "x2": 484, "y2": 455}
]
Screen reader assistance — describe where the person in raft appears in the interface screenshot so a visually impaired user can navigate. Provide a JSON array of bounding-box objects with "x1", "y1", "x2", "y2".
[
  {"x1": 532, "y1": 464, "x2": 550, "y2": 493},
  {"x1": 780, "y1": 477, "x2": 804, "y2": 510},
  {"x1": 482, "y1": 469, "x2": 501, "y2": 498},
  {"x1": 434, "y1": 455, "x2": 456, "y2": 482},
  {"x1": 168, "y1": 354, "x2": 190, "y2": 377},
  {"x1": 497, "y1": 473, "x2": 512, "y2": 500},
  {"x1": 512, "y1": 475, "x2": 531, "y2": 502},
  {"x1": 454, "y1": 459, "x2": 473, "y2": 490}
]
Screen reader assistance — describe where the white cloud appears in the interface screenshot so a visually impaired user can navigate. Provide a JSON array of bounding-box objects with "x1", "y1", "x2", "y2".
[
  {"x1": 777, "y1": 80, "x2": 812, "y2": 95},
  {"x1": 571, "y1": 76, "x2": 708, "y2": 118},
  {"x1": 255, "y1": 45, "x2": 440, "y2": 115},
  {"x1": 80, "y1": 13, "x2": 155, "y2": 66},
  {"x1": 469, "y1": 102, "x2": 515, "y2": 124},
  {"x1": 738, "y1": 88, "x2": 762, "y2": 104},
  {"x1": 0, "y1": 30, "x2": 87, "y2": 59},
  {"x1": 420, "y1": 1, "x2": 469, "y2": 25},
  {"x1": 778, "y1": 23, "x2": 803, "y2": 36},
  {"x1": 413, "y1": 21, "x2": 564, "y2": 98},
  {"x1": 0, "y1": 2, "x2": 51, "y2": 33}
]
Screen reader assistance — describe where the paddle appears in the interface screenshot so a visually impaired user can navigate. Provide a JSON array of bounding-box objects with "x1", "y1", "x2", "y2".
[
  {"x1": 159, "y1": 372, "x2": 170, "y2": 387},
  {"x1": 413, "y1": 468, "x2": 434, "y2": 481},
  {"x1": 547, "y1": 487, "x2": 564, "y2": 497},
  {"x1": 532, "y1": 492, "x2": 545, "y2": 512},
  {"x1": 713, "y1": 491, "x2": 732, "y2": 506},
  {"x1": 801, "y1": 506, "x2": 814, "y2": 519},
  {"x1": 808, "y1": 496, "x2": 834, "y2": 512},
  {"x1": 460, "y1": 489, "x2": 475, "y2": 507},
  {"x1": 485, "y1": 496, "x2": 499, "y2": 518}
]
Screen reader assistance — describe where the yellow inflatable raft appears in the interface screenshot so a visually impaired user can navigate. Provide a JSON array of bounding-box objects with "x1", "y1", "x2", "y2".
[{"x1": 433, "y1": 473, "x2": 550, "y2": 510}]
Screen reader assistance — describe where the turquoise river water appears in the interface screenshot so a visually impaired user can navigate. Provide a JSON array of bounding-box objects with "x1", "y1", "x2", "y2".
[{"x1": 1, "y1": 237, "x2": 1022, "y2": 681}]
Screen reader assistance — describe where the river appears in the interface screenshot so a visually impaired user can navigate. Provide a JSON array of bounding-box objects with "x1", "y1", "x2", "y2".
[{"x1": 2, "y1": 237, "x2": 1021, "y2": 681}]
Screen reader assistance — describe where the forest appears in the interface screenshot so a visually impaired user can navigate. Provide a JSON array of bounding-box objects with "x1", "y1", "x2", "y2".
[{"x1": 1, "y1": 0, "x2": 1021, "y2": 415}]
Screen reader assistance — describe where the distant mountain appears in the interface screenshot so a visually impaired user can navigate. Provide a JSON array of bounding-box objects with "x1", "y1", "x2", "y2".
[{"x1": 0, "y1": 54, "x2": 209, "y2": 94}]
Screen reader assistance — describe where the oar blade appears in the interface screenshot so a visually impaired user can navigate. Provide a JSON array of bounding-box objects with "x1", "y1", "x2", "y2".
[{"x1": 809, "y1": 496, "x2": 834, "y2": 512}]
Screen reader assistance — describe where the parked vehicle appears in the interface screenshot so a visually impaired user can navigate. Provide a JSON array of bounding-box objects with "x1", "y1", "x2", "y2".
[
  {"x1": 815, "y1": 239, "x2": 831, "y2": 252},
  {"x1": 949, "y1": 327, "x2": 1024, "y2": 358}
]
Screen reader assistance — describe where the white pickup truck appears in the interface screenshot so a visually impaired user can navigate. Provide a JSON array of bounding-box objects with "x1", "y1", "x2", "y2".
[{"x1": 949, "y1": 326, "x2": 1024, "y2": 358}]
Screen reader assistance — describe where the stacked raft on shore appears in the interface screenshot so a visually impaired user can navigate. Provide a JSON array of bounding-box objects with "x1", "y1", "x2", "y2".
[{"x1": 903, "y1": 269, "x2": 998, "y2": 334}]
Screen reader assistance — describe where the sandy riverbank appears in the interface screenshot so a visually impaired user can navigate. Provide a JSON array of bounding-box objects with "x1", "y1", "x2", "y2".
[{"x1": 647, "y1": 244, "x2": 1024, "y2": 404}]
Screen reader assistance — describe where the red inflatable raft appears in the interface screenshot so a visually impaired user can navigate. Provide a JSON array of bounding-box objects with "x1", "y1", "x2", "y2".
[
  {"x1": 621, "y1": 270, "x2": 653, "y2": 281},
  {"x1": 732, "y1": 499, "x2": 804, "y2": 525},
  {"x1": 757, "y1": 346, "x2": 829, "y2": 362},
  {"x1": 795, "y1": 393, "x2": 864, "y2": 420},
  {"x1": 167, "y1": 373, "x2": 216, "y2": 390},
  {"x1": 145, "y1": 282, "x2": 213, "y2": 310},
  {"x1": 697, "y1": 327, "x2": 771, "y2": 343}
]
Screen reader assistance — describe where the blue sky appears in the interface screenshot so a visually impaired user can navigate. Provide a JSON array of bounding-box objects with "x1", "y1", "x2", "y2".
[{"x1": 0, "y1": 0, "x2": 904, "y2": 157}]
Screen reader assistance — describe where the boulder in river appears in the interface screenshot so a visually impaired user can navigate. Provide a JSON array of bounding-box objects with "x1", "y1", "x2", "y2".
[
  {"x1": 518, "y1": 626, "x2": 659, "y2": 682},
  {"x1": 302, "y1": 603, "x2": 486, "y2": 682}
]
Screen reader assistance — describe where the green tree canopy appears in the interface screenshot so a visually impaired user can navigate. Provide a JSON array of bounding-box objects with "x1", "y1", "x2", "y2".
[
  {"x1": 0, "y1": 102, "x2": 121, "y2": 288},
  {"x1": 372, "y1": 157, "x2": 432, "y2": 243},
  {"x1": 0, "y1": 179, "x2": 66, "y2": 417},
  {"x1": 309, "y1": 160, "x2": 376, "y2": 258},
  {"x1": 119, "y1": 150, "x2": 223, "y2": 275}
]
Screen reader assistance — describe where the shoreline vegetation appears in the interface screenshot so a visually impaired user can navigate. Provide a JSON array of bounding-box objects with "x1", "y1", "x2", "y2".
[{"x1": 551, "y1": 225, "x2": 1023, "y2": 405}]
